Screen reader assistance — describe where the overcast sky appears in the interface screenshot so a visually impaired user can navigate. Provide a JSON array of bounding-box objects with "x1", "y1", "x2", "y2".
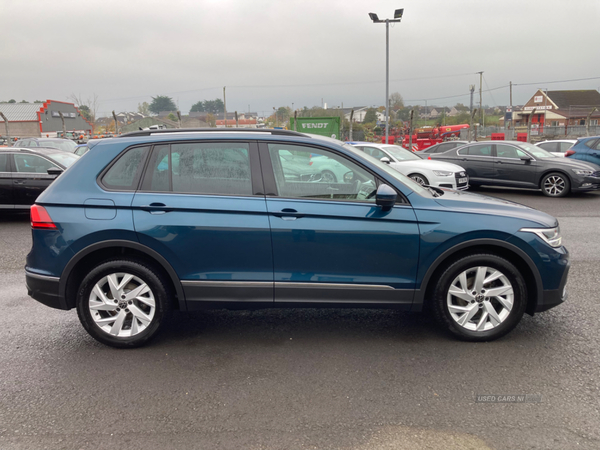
[{"x1": 3, "y1": 0, "x2": 600, "y2": 118}]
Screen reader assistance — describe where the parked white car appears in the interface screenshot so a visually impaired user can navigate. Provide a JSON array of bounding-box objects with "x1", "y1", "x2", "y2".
[
  {"x1": 348, "y1": 142, "x2": 469, "y2": 189},
  {"x1": 535, "y1": 139, "x2": 576, "y2": 157}
]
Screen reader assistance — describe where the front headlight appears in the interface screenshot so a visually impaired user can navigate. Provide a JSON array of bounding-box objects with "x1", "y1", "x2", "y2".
[
  {"x1": 572, "y1": 169, "x2": 593, "y2": 176},
  {"x1": 432, "y1": 170, "x2": 453, "y2": 177},
  {"x1": 520, "y1": 226, "x2": 562, "y2": 248}
]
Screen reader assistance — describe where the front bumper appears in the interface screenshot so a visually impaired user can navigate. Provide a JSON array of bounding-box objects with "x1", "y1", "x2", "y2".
[
  {"x1": 535, "y1": 259, "x2": 570, "y2": 313},
  {"x1": 25, "y1": 270, "x2": 67, "y2": 310},
  {"x1": 571, "y1": 173, "x2": 600, "y2": 192}
]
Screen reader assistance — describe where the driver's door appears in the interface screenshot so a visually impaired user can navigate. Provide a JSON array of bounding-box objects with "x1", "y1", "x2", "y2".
[{"x1": 260, "y1": 142, "x2": 420, "y2": 306}]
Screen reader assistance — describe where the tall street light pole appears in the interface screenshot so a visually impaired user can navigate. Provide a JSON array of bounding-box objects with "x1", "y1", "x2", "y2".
[{"x1": 369, "y1": 8, "x2": 404, "y2": 144}]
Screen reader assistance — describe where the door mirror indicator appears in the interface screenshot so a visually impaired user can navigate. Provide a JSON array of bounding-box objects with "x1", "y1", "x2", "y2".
[
  {"x1": 380, "y1": 156, "x2": 391, "y2": 164},
  {"x1": 375, "y1": 184, "x2": 397, "y2": 211}
]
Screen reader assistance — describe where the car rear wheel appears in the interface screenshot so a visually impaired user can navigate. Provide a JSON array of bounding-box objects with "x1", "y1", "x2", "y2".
[
  {"x1": 432, "y1": 254, "x2": 527, "y2": 341},
  {"x1": 541, "y1": 172, "x2": 570, "y2": 197},
  {"x1": 409, "y1": 173, "x2": 429, "y2": 186},
  {"x1": 76, "y1": 259, "x2": 172, "y2": 348}
]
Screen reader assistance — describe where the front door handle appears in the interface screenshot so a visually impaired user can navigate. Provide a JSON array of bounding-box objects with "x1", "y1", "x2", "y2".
[
  {"x1": 13, "y1": 180, "x2": 25, "y2": 185},
  {"x1": 272, "y1": 208, "x2": 303, "y2": 220}
]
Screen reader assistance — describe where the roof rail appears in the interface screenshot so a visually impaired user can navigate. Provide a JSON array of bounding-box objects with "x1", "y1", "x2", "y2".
[{"x1": 118, "y1": 128, "x2": 308, "y2": 138}]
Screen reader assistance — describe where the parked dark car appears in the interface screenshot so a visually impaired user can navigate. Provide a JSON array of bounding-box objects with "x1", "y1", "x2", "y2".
[
  {"x1": 13, "y1": 137, "x2": 78, "y2": 153},
  {"x1": 26, "y1": 129, "x2": 569, "y2": 348},
  {"x1": 419, "y1": 140, "x2": 471, "y2": 154},
  {"x1": 565, "y1": 136, "x2": 600, "y2": 165},
  {"x1": 0, "y1": 147, "x2": 79, "y2": 209},
  {"x1": 429, "y1": 140, "x2": 600, "y2": 197}
]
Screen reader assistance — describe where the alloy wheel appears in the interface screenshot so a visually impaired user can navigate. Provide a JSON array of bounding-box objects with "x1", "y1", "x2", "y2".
[
  {"x1": 543, "y1": 175, "x2": 566, "y2": 196},
  {"x1": 446, "y1": 266, "x2": 514, "y2": 332},
  {"x1": 88, "y1": 272, "x2": 156, "y2": 337}
]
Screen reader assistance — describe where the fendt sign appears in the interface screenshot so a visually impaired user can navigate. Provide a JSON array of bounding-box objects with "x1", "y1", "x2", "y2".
[{"x1": 290, "y1": 117, "x2": 341, "y2": 139}]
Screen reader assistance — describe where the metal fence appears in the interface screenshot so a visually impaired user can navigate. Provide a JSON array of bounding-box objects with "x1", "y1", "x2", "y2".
[{"x1": 463, "y1": 125, "x2": 600, "y2": 141}]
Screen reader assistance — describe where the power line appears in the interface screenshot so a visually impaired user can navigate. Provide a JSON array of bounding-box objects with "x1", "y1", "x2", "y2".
[{"x1": 513, "y1": 76, "x2": 600, "y2": 86}]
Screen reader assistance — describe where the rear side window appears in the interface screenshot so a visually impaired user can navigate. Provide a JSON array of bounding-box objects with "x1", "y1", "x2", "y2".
[
  {"x1": 14, "y1": 154, "x2": 58, "y2": 173},
  {"x1": 460, "y1": 144, "x2": 493, "y2": 156},
  {"x1": 101, "y1": 146, "x2": 149, "y2": 190},
  {"x1": 538, "y1": 142, "x2": 558, "y2": 152},
  {"x1": 141, "y1": 142, "x2": 252, "y2": 196}
]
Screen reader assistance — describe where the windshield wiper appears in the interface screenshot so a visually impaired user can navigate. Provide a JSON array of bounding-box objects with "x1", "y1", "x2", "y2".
[{"x1": 426, "y1": 185, "x2": 444, "y2": 197}]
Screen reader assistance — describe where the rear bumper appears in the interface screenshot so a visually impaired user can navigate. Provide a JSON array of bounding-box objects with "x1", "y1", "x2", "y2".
[{"x1": 25, "y1": 270, "x2": 67, "y2": 310}]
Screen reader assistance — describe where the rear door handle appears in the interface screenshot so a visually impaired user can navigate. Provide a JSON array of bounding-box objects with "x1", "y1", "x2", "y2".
[
  {"x1": 140, "y1": 203, "x2": 173, "y2": 214},
  {"x1": 13, "y1": 180, "x2": 25, "y2": 185}
]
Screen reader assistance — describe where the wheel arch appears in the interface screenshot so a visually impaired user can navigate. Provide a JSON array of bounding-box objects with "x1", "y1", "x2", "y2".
[
  {"x1": 59, "y1": 240, "x2": 186, "y2": 311},
  {"x1": 414, "y1": 239, "x2": 542, "y2": 316}
]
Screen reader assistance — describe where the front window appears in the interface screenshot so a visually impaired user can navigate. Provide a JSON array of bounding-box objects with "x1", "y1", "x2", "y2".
[
  {"x1": 14, "y1": 154, "x2": 59, "y2": 173},
  {"x1": 496, "y1": 144, "x2": 528, "y2": 159},
  {"x1": 268, "y1": 143, "x2": 378, "y2": 202}
]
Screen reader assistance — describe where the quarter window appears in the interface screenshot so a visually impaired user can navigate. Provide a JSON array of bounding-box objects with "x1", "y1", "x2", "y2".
[
  {"x1": 268, "y1": 144, "x2": 377, "y2": 202},
  {"x1": 142, "y1": 142, "x2": 252, "y2": 196},
  {"x1": 0, "y1": 154, "x2": 8, "y2": 172},
  {"x1": 101, "y1": 146, "x2": 149, "y2": 190}
]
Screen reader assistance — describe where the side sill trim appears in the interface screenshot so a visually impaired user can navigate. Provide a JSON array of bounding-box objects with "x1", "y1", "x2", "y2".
[{"x1": 25, "y1": 271, "x2": 60, "y2": 282}]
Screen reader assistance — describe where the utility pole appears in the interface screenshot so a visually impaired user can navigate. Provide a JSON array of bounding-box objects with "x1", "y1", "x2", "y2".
[
  {"x1": 527, "y1": 108, "x2": 537, "y2": 143},
  {"x1": 59, "y1": 111, "x2": 67, "y2": 135},
  {"x1": 349, "y1": 109, "x2": 354, "y2": 141},
  {"x1": 586, "y1": 107, "x2": 598, "y2": 136},
  {"x1": 469, "y1": 85, "x2": 475, "y2": 141},
  {"x1": 408, "y1": 109, "x2": 414, "y2": 151},
  {"x1": 509, "y1": 81, "x2": 513, "y2": 108},
  {"x1": 176, "y1": 111, "x2": 182, "y2": 129},
  {"x1": 0, "y1": 112, "x2": 10, "y2": 145},
  {"x1": 294, "y1": 110, "x2": 298, "y2": 132},
  {"x1": 223, "y1": 86, "x2": 227, "y2": 128},
  {"x1": 111, "y1": 111, "x2": 118, "y2": 135},
  {"x1": 477, "y1": 71, "x2": 483, "y2": 137},
  {"x1": 235, "y1": 111, "x2": 239, "y2": 128}
]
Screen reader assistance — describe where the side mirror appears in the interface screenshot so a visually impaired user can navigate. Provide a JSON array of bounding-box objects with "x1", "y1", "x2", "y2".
[
  {"x1": 343, "y1": 171, "x2": 354, "y2": 183},
  {"x1": 47, "y1": 167, "x2": 63, "y2": 176},
  {"x1": 380, "y1": 156, "x2": 391, "y2": 164},
  {"x1": 520, "y1": 155, "x2": 533, "y2": 162},
  {"x1": 375, "y1": 184, "x2": 397, "y2": 211}
]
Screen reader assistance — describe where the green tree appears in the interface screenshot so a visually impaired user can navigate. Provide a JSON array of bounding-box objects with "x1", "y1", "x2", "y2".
[
  {"x1": 363, "y1": 108, "x2": 378, "y2": 124},
  {"x1": 34, "y1": 100, "x2": 43, "y2": 103},
  {"x1": 167, "y1": 113, "x2": 177, "y2": 122},
  {"x1": 190, "y1": 98, "x2": 224, "y2": 114},
  {"x1": 149, "y1": 95, "x2": 177, "y2": 115},
  {"x1": 20, "y1": 100, "x2": 28, "y2": 103},
  {"x1": 79, "y1": 105, "x2": 92, "y2": 121},
  {"x1": 137, "y1": 102, "x2": 150, "y2": 116},
  {"x1": 8, "y1": 99, "x2": 16, "y2": 103}
]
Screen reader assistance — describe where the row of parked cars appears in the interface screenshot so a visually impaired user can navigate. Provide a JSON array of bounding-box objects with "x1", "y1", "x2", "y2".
[{"x1": 3, "y1": 135, "x2": 600, "y2": 212}]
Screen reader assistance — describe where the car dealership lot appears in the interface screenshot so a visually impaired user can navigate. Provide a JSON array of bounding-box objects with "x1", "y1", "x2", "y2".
[{"x1": 1, "y1": 189, "x2": 599, "y2": 450}]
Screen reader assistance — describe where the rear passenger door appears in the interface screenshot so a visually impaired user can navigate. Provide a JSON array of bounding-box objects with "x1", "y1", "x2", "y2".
[
  {"x1": 131, "y1": 141, "x2": 274, "y2": 307},
  {"x1": 456, "y1": 143, "x2": 497, "y2": 184},
  {"x1": 0, "y1": 153, "x2": 13, "y2": 208}
]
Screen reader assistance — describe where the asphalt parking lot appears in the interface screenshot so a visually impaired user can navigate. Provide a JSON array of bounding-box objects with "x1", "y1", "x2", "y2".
[{"x1": 1, "y1": 187, "x2": 599, "y2": 450}]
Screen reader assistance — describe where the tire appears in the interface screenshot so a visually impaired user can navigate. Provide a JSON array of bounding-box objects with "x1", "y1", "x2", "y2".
[
  {"x1": 409, "y1": 173, "x2": 429, "y2": 186},
  {"x1": 320, "y1": 170, "x2": 337, "y2": 183},
  {"x1": 76, "y1": 258, "x2": 172, "y2": 348},
  {"x1": 431, "y1": 254, "x2": 527, "y2": 341},
  {"x1": 541, "y1": 172, "x2": 570, "y2": 197}
]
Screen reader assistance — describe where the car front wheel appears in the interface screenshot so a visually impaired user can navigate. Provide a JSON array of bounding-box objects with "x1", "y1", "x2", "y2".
[
  {"x1": 432, "y1": 254, "x2": 527, "y2": 341},
  {"x1": 409, "y1": 173, "x2": 429, "y2": 186},
  {"x1": 541, "y1": 172, "x2": 570, "y2": 197},
  {"x1": 76, "y1": 259, "x2": 172, "y2": 348}
]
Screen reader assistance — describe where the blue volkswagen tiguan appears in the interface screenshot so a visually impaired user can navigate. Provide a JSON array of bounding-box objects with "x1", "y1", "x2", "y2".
[{"x1": 25, "y1": 129, "x2": 569, "y2": 347}]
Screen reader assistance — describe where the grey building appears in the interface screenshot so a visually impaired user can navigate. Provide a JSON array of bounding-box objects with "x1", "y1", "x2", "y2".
[{"x1": 0, "y1": 100, "x2": 93, "y2": 139}]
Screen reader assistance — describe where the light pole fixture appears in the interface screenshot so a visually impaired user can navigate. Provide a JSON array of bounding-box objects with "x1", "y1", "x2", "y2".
[{"x1": 369, "y1": 8, "x2": 404, "y2": 144}]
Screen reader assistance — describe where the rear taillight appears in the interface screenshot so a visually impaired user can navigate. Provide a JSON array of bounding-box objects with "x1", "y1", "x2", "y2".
[
  {"x1": 31, "y1": 205, "x2": 57, "y2": 230},
  {"x1": 565, "y1": 149, "x2": 576, "y2": 157}
]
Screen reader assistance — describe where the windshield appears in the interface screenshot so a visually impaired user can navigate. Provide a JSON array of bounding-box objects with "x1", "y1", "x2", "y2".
[
  {"x1": 517, "y1": 142, "x2": 555, "y2": 158},
  {"x1": 47, "y1": 152, "x2": 79, "y2": 167},
  {"x1": 40, "y1": 139, "x2": 77, "y2": 152},
  {"x1": 381, "y1": 145, "x2": 421, "y2": 161}
]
